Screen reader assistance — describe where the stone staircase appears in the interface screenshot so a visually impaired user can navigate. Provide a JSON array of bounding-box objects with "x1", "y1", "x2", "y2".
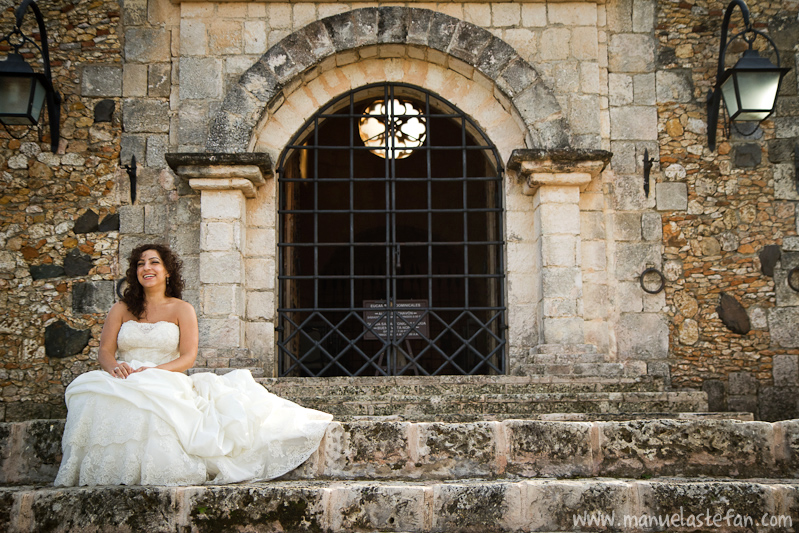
[
  {"x1": 256, "y1": 344, "x2": 707, "y2": 421},
  {"x1": 5, "y1": 344, "x2": 797, "y2": 532},
  {"x1": 2, "y1": 416, "x2": 799, "y2": 532}
]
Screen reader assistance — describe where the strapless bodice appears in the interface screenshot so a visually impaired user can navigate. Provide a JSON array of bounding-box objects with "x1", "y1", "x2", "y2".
[{"x1": 117, "y1": 321, "x2": 180, "y2": 365}]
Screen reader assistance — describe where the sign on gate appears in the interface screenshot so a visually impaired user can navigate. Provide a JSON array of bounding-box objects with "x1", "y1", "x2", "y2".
[{"x1": 363, "y1": 300, "x2": 429, "y2": 340}]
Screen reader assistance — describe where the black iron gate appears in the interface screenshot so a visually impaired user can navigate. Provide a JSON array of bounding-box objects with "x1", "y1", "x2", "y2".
[{"x1": 277, "y1": 83, "x2": 506, "y2": 377}]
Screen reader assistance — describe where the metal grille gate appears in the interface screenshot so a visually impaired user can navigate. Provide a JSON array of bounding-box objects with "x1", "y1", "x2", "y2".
[{"x1": 277, "y1": 83, "x2": 506, "y2": 377}]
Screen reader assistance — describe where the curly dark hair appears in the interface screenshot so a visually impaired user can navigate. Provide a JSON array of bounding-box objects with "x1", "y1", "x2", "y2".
[{"x1": 121, "y1": 243, "x2": 185, "y2": 319}]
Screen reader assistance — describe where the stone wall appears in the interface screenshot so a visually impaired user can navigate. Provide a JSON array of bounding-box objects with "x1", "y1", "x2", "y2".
[
  {"x1": 655, "y1": 0, "x2": 799, "y2": 420},
  {"x1": 0, "y1": 0, "x2": 123, "y2": 421}
]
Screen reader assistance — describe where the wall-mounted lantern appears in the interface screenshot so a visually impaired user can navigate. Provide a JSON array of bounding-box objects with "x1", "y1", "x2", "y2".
[
  {"x1": 0, "y1": 0, "x2": 60, "y2": 152},
  {"x1": 706, "y1": 0, "x2": 790, "y2": 151}
]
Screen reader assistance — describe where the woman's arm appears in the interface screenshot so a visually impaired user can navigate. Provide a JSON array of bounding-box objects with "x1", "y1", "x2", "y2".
[
  {"x1": 98, "y1": 302, "x2": 133, "y2": 378},
  {"x1": 146, "y1": 300, "x2": 198, "y2": 373}
]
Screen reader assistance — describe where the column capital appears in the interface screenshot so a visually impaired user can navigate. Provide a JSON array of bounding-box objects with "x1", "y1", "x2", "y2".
[
  {"x1": 166, "y1": 152, "x2": 274, "y2": 198},
  {"x1": 508, "y1": 149, "x2": 612, "y2": 195}
]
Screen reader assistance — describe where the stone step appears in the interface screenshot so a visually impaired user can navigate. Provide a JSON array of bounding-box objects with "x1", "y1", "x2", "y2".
[
  {"x1": 253, "y1": 375, "x2": 703, "y2": 420},
  {"x1": 1, "y1": 417, "x2": 791, "y2": 487},
  {"x1": 287, "y1": 391, "x2": 709, "y2": 420},
  {"x1": 3, "y1": 478, "x2": 799, "y2": 532}
]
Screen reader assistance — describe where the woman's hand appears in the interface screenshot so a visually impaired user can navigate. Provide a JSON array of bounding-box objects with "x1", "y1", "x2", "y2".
[{"x1": 108, "y1": 362, "x2": 134, "y2": 379}]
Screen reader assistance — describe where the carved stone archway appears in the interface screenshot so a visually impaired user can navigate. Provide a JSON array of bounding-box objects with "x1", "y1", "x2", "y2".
[{"x1": 205, "y1": 7, "x2": 572, "y2": 155}]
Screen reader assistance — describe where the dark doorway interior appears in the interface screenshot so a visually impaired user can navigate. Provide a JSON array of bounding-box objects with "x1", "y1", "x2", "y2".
[{"x1": 278, "y1": 84, "x2": 506, "y2": 377}]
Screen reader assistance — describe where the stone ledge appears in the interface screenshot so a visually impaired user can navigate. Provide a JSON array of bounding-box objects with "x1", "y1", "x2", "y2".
[
  {"x1": 2, "y1": 417, "x2": 794, "y2": 487},
  {"x1": 508, "y1": 148, "x2": 613, "y2": 195},
  {"x1": 3, "y1": 479, "x2": 799, "y2": 533}
]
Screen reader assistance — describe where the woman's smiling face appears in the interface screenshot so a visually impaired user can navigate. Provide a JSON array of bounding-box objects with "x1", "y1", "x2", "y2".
[{"x1": 137, "y1": 249, "x2": 168, "y2": 289}]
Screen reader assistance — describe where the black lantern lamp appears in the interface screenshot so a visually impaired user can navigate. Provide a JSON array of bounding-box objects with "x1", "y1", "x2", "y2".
[
  {"x1": 0, "y1": 0, "x2": 60, "y2": 152},
  {"x1": 707, "y1": 0, "x2": 790, "y2": 151}
]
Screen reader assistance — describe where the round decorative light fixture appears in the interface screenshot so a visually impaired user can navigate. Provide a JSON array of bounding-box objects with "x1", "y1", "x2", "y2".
[{"x1": 358, "y1": 99, "x2": 426, "y2": 159}]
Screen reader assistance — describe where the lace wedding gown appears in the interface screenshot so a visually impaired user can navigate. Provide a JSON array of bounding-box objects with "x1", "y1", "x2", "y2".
[{"x1": 54, "y1": 320, "x2": 333, "y2": 486}]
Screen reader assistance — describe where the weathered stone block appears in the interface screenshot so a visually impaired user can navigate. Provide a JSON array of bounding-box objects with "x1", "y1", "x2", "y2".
[
  {"x1": 30, "y1": 264, "x2": 65, "y2": 280},
  {"x1": 198, "y1": 317, "x2": 243, "y2": 349},
  {"x1": 608, "y1": 34, "x2": 655, "y2": 73},
  {"x1": 542, "y1": 235, "x2": 577, "y2": 267},
  {"x1": 179, "y1": 57, "x2": 223, "y2": 100},
  {"x1": 543, "y1": 317, "x2": 585, "y2": 344},
  {"x1": 702, "y1": 380, "x2": 726, "y2": 412},
  {"x1": 414, "y1": 422, "x2": 498, "y2": 478},
  {"x1": 734, "y1": 143, "x2": 762, "y2": 168},
  {"x1": 321, "y1": 421, "x2": 411, "y2": 478},
  {"x1": 119, "y1": 205, "x2": 145, "y2": 234},
  {"x1": 81, "y1": 66, "x2": 122, "y2": 97},
  {"x1": 330, "y1": 483, "x2": 427, "y2": 531},
  {"x1": 525, "y1": 479, "x2": 634, "y2": 531},
  {"x1": 432, "y1": 482, "x2": 523, "y2": 532},
  {"x1": 44, "y1": 321, "x2": 91, "y2": 358},
  {"x1": 636, "y1": 481, "x2": 774, "y2": 527},
  {"x1": 73, "y1": 209, "x2": 99, "y2": 234},
  {"x1": 203, "y1": 284, "x2": 245, "y2": 317},
  {"x1": 769, "y1": 308, "x2": 799, "y2": 347},
  {"x1": 72, "y1": 281, "x2": 114, "y2": 315},
  {"x1": 598, "y1": 419, "x2": 774, "y2": 477},
  {"x1": 656, "y1": 181, "x2": 688, "y2": 211},
  {"x1": 505, "y1": 420, "x2": 592, "y2": 477},
  {"x1": 656, "y1": 69, "x2": 693, "y2": 103},
  {"x1": 616, "y1": 312, "x2": 668, "y2": 360},
  {"x1": 201, "y1": 190, "x2": 246, "y2": 221},
  {"x1": 200, "y1": 252, "x2": 243, "y2": 284},
  {"x1": 729, "y1": 371, "x2": 758, "y2": 396},
  {"x1": 147, "y1": 63, "x2": 171, "y2": 97},
  {"x1": 613, "y1": 212, "x2": 642, "y2": 241},
  {"x1": 123, "y1": 99, "x2": 169, "y2": 133},
  {"x1": 64, "y1": 249, "x2": 93, "y2": 277},
  {"x1": 184, "y1": 485, "x2": 326, "y2": 532},
  {"x1": 125, "y1": 28, "x2": 171, "y2": 63},
  {"x1": 774, "y1": 163, "x2": 799, "y2": 201},
  {"x1": 760, "y1": 386, "x2": 799, "y2": 422},
  {"x1": 246, "y1": 290, "x2": 275, "y2": 321},
  {"x1": 581, "y1": 240, "x2": 606, "y2": 272},
  {"x1": 615, "y1": 242, "x2": 661, "y2": 280},
  {"x1": 610, "y1": 106, "x2": 658, "y2": 140},
  {"x1": 641, "y1": 212, "x2": 662, "y2": 241}
]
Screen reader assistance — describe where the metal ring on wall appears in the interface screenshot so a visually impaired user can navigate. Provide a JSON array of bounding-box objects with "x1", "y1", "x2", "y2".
[
  {"x1": 116, "y1": 278, "x2": 127, "y2": 299},
  {"x1": 639, "y1": 267, "x2": 666, "y2": 294},
  {"x1": 789, "y1": 266, "x2": 799, "y2": 293}
]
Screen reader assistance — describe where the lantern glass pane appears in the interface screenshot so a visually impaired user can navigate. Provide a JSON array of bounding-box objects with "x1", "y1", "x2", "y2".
[
  {"x1": 0, "y1": 75, "x2": 37, "y2": 124},
  {"x1": 29, "y1": 78, "x2": 46, "y2": 123},
  {"x1": 720, "y1": 75, "x2": 739, "y2": 119},
  {"x1": 721, "y1": 70, "x2": 781, "y2": 122}
]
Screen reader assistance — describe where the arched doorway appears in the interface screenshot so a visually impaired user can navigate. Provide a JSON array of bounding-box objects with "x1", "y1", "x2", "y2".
[{"x1": 277, "y1": 83, "x2": 506, "y2": 377}]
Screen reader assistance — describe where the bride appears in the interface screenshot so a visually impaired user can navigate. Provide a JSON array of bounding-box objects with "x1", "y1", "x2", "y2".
[{"x1": 54, "y1": 244, "x2": 333, "y2": 486}]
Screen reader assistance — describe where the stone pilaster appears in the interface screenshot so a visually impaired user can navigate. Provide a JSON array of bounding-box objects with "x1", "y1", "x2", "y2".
[
  {"x1": 166, "y1": 153, "x2": 273, "y2": 368},
  {"x1": 509, "y1": 149, "x2": 611, "y2": 351}
]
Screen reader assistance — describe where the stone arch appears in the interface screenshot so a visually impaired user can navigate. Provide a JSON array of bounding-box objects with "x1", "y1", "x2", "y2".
[
  {"x1": 206, "y1": 7, "x2": 571, "y2": 155},
  {"x1": 252, "y1": 57, "x2": 527, "y2": 164}
]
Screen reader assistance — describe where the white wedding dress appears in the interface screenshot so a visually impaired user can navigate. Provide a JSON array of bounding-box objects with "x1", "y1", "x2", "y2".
[{"x1": 54, "y1": 320, "x2": 333, "y2": 486}]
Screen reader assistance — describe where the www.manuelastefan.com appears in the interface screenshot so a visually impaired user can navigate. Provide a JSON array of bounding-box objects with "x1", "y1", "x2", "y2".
[{"x1": 573, "y1": 508, "x2": 793, "y2": 529}]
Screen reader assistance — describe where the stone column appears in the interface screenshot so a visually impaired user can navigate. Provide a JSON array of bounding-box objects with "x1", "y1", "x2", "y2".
[
  {"x1": 508, "y1": 149, "x2": 610, "y2": 350},
  {"x1": 166, "y1": 153, "x2": 273, "y2": 370}
]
